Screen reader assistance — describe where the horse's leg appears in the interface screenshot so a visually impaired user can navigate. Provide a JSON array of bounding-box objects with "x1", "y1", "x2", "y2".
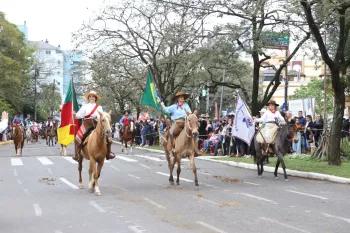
[
  {"x1": 278, "y1": 154, "x2": 288, "y2": 180},
  {"x1": 15, "y1": 143, "x2": 18, "y2": 156},
  {"x1": 94, "y1": 160, "x2": 104, "y2": 196},
  {"x1": 130, "y1": 141, "x2": 133, "y2": 154},
  {"x1": 176, "y1": 155, "x2": 181, "y2": 186},
  {"x1": 274, "y1": 157, "x2": 281, "y2": 179},
  {"x1": 189, "y1": 153, "x2": 199, "y2": 186},
  {"x1": 64, "y1": 146, "x2": 67, "y2": 156},
  {"x1": 78, "y1": 155, "x2": 84, "y2": 189},
  {"x1": 121, "y1": 139, "x2": 124, "y2": 153},
  {"x1": 166, "y1": 150, "x2": 174, "y2": 185},
  {"x1": 125, "y1": 140, "x2": 128, "y2": 154},
  {"x1": 88, "y1": 159, "x2": 95, "y2": 192}
]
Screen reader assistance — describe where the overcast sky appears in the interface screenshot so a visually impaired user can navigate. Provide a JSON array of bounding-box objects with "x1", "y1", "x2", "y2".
[{"x1": 1, "y1": 0, "x2": 106, "y2": 50}]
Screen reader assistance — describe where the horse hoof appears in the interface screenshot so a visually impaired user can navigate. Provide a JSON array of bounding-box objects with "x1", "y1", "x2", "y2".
[
  {"x1": 195, "y1": 182, "x2": 199, "y2": 187},
  {"x1": 88, "y1": 188, "x2": 94, "y2": 193},
  {"x1": 79, "y1": 184, "x2": 84, "y2": 189},
  {"x1": 275, "y1": 177, "x2": 279, "y2": 180},
  {"x1": 169, "y1": 181, "x2": 174, "y2": 186},
  {"x1": 285, "y1": 179, "x2": 290, "y2": 182},
  {"x1": 195, "y1": 186, "x2": 199, "y2": 191},
  {"x1": 95, "y1": 192, "x2": 101, "y2": 196},
  {"x1": 258, "y1": 175, "x2": 262, "y2": 178},
  {"x1": 176, "y1": 182, "x2": 180, "y2": 186}
]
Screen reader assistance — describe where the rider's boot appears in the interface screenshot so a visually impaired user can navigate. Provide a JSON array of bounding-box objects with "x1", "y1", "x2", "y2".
[
  {"x1": 72, "y1": 141, "x2": 80, "y2": 161},
  {"x1": 106, "y1": 134, "x2": 115, "y2": 160}
]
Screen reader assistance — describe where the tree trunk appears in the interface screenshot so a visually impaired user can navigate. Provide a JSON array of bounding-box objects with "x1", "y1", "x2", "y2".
[
  {"x1": 251, "y1": 52, "x2": 260, "y2": 116},
  {"x1": 328, "y1": 71, "x2": 344, "y2": 166}
]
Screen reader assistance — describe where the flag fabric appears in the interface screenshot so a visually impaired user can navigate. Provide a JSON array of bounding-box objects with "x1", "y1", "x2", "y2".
[
  {"x1": 232, "y1": 95, "x2": 255, "y2": 146},
  {"x1": 57, "y1": 81, "x2": 81, "y2": 146},
  {"x1": 140, "y1": 69, "x2": 161, "y2": 112}
]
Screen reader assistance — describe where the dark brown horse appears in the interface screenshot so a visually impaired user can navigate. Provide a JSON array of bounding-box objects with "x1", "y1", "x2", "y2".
[
  {"x1": 252, "y1": 122, "x2": 298, "y2": 180},
  {"x1": 12, "y1": 124, "x2": 24, "y2": 156},
  {"x1": 121, "y1": 121, "x2": 135, "y2": 154},
  {"x1": 47, "y1": 122, "x2": 57, "y2": 146}
]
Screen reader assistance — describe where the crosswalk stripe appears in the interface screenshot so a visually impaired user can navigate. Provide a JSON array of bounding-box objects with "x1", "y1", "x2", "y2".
[
  {"x1": 156, "y1": 172, "x2": 193, "y2": 183},
  {"x1": 11, "y1": 158, "x2": 23, "y2": 166},
  {"x1": 63, "y1": 157, "x2": 78, "y2": 164},
  {"x1": 132, "y1": 154, "x2": 165, "y2": 162},
  {"x1": 37, "y1": 157, "x2": 53, "y2": 165},
  {"x1": 115, "y1": 156, "x2": 137, "y2": 162}
]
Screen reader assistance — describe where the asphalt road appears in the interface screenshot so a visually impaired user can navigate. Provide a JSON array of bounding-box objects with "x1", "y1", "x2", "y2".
[{"x1": 0, "y1": 140, "x2": 349, "y2": 233}]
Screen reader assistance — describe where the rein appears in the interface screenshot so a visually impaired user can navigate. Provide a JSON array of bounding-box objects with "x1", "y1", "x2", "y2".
[{"x1": 184, "y1": 115, "x2": 194, "y2": 138}]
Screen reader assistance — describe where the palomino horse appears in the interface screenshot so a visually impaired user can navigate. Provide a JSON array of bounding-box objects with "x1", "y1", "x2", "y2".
[
  {"x1": 25, "y1": 126, "x2": 32, "y2": 144},
  {"x1": 121, "y1": 121, "x2": 135, "y2": 154},
  {"x1": 252, "y1": 121, "x2": 298, "y2": 180},
  {"x1": 78, "y1": 111, "x2": 112, "y2": 196},
  {"x1": 12, "y1": 124, "x2": 24, "y2": 156},
  {"x1": 163, "y1": 114, "x2": 199, "y2": 187}
]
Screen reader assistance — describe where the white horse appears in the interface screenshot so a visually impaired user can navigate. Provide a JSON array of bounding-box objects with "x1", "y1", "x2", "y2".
[{"x1": 26, "y1": 126, "x2": 32, "y2": 144}]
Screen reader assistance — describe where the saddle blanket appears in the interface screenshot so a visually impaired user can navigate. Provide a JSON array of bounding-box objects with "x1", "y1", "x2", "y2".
[
  {"x1": 76, "y1": 124, "x2": 87, "y2": 144},
  {"x1": 256, "y1": 123, "x2": 279, "y2": 144}
]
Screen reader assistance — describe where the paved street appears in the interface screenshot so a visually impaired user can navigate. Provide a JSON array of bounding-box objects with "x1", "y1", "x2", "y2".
[{"x1": 0, "y1": 141, "x2": 349, "y2": 233}]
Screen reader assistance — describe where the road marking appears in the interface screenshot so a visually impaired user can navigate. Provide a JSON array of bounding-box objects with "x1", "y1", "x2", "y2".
[
  {"x1": 322, "y1": 213, "x2": 350, "y2": 223},
  {"x1": 89, "y1": 200, "x2": 106, "y2": 213},
  {"x1": 47, "y1": 168, "x2": 52, "y2": 175},
  {"x1": 244, "y1": 181, "x2": 261, "y2": 186},
  {"x1": 110, "y1": 165, "x2": 120, "y2": 171},
  {"x1": 54, "y1": 231, "x2": 63, "y2": 233},
  {"x1": 204, "y1": 184, "x2": 219, "y2": 189},
  {"x1": 133, "y1": 154, "x2": 165, "y2": 162},
  {"x1": 194, "y1": 196, "x2": 219, "y2": 205},
  {"x1": 286, "y1": 190, "x2": 328, "y2": 200},
  {"x1": 197, "y1": 221, "x2": 228, "y2": 233},
  {"x1": 156, "y1": 172, "x2": 193, "y2": 182},
  {"x1": 143, "y1": 197, "x2": 166, "y2": 209},
  {"x1": 113, "y1": 185, "x2": 129, "y2": 192},
  {"x1": 259, "y1": 217, "x2": 311, "y2": 233},
  {"x1": 23, "y1": 189, "x2": 30, "y2": 195},
  {"x1": 128, "y1": 174, "x2": 141, "y2": 180},
  {"x1": 104, "y1": 159, "x2": 110, "y2": 163},
  {"x1": 198, "y1": 171, "x2": 211, "y2": 176},
  {"x1": 140, "y1": 164, "x2": 151, "y2": 169},
  {"x1": 59, "y1": 177, "x2": 79, "y2": 190},
  {"x1": 241, "y1": 193, "x2": 278, "y2": 205},
  {"x1": 17, "y1": 179, "x2": 22, "y2": 185},
  {"x1": 62, "y1": 157, "x2": 78, "y2": 164},
  {"x1": 11, "y1": 158, "x2": 23, "y2": 166},
  {"x1": 115, "y1": 156, "x2": 137, "y2": 162},
  {"x1": 37, "y1": 157, "x2": 53, "y2": 165},
  {"x1": 33, "y1": 204, "x2": 42, "y2": 216},
  {"x1": 13, "y1": 168, "x2": 18, "y2": 177},
  {"x1": 128, "y1": 225, "x2": 147, "y2": 233}
]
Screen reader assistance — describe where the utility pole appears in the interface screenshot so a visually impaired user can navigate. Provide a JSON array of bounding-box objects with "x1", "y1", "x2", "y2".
[
  {"x1": 284, "y1": 49, "x2": 289, "y2": 110},
  {"x1": 219, "y1": 69, "x2": 225, "y2": 116},
  {"x1": 206, "y1": 81, "x2": 210, "y2": 114},
  {"x1": 323, "y1": 31, "x2": 328, "y2": 133},
  {"x1": 34, "y1": 66, "x2": 38, "y2": 121}
]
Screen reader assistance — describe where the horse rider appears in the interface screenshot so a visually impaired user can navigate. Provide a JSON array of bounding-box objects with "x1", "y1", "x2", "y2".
[
  {"x1": 0, "y1": 111, "x2": 9, "y2": 133},
  {"x1": 72, "y1": 90, "x2": 115, "y2": 161},
  {"x1": 119, "y1": 110, "x2": 134, "y2": 135},
  {"x1": 158, "y1": 91, "x2": 200, "y2": 155},
  {"x1": 12, "y1": 112, "x2": 26, "y2": 138}
]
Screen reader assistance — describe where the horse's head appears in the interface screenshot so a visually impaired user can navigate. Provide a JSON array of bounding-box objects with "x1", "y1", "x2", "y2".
[
  {"x1": 98, "y1": 111, "x2": 112, "y2": 136},
  {"x1": 287, "y1": 123, "x2": 299, "y2": 143},
  {"x1": 186, "y1": 113, "x2": 199, "y2": 137}
]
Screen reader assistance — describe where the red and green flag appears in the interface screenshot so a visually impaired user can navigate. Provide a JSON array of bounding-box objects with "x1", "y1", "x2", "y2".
[{"x1": 57, "y1": 81, "x2": 81, "y2": 146}]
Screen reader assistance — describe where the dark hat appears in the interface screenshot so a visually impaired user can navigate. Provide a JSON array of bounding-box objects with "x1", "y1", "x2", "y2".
[
  {"x1": 266, "y1": 100, "x2": 279, "y2": 107},
  {"x1": 124, "y1": 110, "x2": 131, "y2": 114},
  {"x1": 171, "y1": 91, "x2": 190, "y2": 102},
  {"x1": 16, "y1": 111, "x2": 21, "y2": 115}
]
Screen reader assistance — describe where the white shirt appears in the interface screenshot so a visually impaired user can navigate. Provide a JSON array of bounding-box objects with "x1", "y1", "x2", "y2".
[
  {"x1": 0, "y1": 119, "x2": 8, "y2": 133},
  {"x1": 76, "y1": 103, "x2": 103, "y2": 119},
  {"x1": 255, "y1": 110, "x2": 286, "y2": 124}
]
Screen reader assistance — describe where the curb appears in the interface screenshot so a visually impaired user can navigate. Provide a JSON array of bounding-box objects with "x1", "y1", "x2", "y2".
[
  {"x1": 0, "y1": 140, "x2": 13, "y2": 146},
  {"x1": 115, "y1": 141, "x2": 350, "y2": 184}
]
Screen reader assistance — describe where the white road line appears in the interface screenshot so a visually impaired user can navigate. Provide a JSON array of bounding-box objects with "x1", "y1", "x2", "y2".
[
  {"x1": 140, "y1": 164, "x2": 151, "y2": 169},
  {"x1": 322, "y1": 213, "x2": 350, "y2": 224},
  {"x1": 23, "y1": 189, "x2": 30, "y2": 195},
  {"x1": 156, "y1": 172, "x2": 193, "y2": 182},
  {"x1": 13, "y1": 168, "x2": 18, "y2": 177},
  {"x1": 259, "y1": 217, "x2": 311, "y2": 233},
  {"x1": 17, "y1": 179, "x2": 22, "y2": 185},
  {"x1": 128, "y1": 225, "x2": 147, "y2": 233},
  {"x1": 197, "y1": 171, "x2": 211, "y2": 176},
  {"x1": 133, "y1": 154, "x2": 165, "y2": 162},
  {"x1": 54, "y1": 231, "x2": 63, "y2": 233},
  {"x1": 241, "y1": 193, "x2": 278, "y2": 205},
  {"x1": 11, "y1": 158, "x2": 23, "y2": 166},
  {"x1": 244, "y1": 181, "x2": 261, "y2": 186},
  {"x1": 143, "y1": 197, "x2": 166, "y2": 209},
  {"x1": 47, "y1": 168, "x2": 52, "y2": 175},
  {"x1": 63, "y1": 157, "x2": 77, "y2": 164},
  {"x1": 33, "y1": 204, "x2": 42, "y2": 216},
  {"x1": 286, "y1": 190, "x2": 328, "y2": 200},
  {"x1": 37, "y1": 157, "x2": 53, "y2": 165},
  {"x1": 104, "y1": 159, "x2": 110, "y2": 163},
  {"x1": 89, "y1": 200, "x2": 106, "y2": 213},
  {"x1": 128, "y1": 174, "x2": 141, "y2": 180},
  {"x1": 59, "y1": 177, "x2": 79, "y2": 190},
  {"x1": 110, "y1": 165, "x2": 120, "y2": 171},
  {"x1": 194, "y1": 196, "x2": 219, "y2": 205},
  {"x1": 197, "y1": 221, "x2": 228, "y2": 233},
  {"x1": 204, "y1": 184, "x2": 219, "y2": 189},
  {"x1": 115, "y1": 156, "x2": 138, "y2": 162}
]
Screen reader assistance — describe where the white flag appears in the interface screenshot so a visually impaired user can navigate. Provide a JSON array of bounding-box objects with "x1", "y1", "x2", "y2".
[{"x1": 232, "y1": 95, "x2": 255, "y2": 146}]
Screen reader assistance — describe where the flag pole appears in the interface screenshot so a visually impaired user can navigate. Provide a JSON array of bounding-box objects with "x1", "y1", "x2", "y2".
[{"x1": 71, "y1": 74, "x2": 77, "y2": 156}]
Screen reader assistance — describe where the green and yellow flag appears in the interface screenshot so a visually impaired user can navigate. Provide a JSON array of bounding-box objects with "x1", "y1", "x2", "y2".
[{"x1": 140, "y1": 68, "x2": 161, "y2": 112}]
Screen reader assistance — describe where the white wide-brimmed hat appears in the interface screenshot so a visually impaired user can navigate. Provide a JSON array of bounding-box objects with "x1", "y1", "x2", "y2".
[{"x1": 84, "y1": 91, "x2": 101, "y2": 101}]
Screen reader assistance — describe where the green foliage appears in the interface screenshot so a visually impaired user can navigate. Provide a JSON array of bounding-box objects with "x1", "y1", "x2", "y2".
[
  {"x1": 37, "y1": 84, "x2": 62, "y2": 119},
  {"x1": 340, "y1": 139, "x2": 350, "y2": 160},
  {"x1": 290, "y1": 79, "x2": 333, "y2": 114}
]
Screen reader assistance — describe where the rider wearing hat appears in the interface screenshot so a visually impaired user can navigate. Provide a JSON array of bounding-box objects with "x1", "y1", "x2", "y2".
[
  {"x1": 255, "y1": 100, "x2": 286, "y2": 125},
  {"x1": 119, "y1": 110, "x2": 134, "y2": 135},
  {"x1": 72, "y1": 91, "x2": 115, "y2": 161},
  {"x1": 12, "y1": 112, "x2": 26, "y2": 138}
]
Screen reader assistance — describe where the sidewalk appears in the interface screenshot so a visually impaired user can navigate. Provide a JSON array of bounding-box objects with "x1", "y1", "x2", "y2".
[
  {"x1": 0, "y1": 140, "x2": 13, "y2": 146},
  {"x1": 116, "y1": 141, "x2": 350, "y2": 184}
]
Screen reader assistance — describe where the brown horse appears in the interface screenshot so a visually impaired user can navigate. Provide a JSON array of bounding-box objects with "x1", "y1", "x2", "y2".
[
  {"x1": 47, "y1": 123, "x2": 57, "y2": 146},
  {"x1": 252, "y1": 122, "x2": 299, "y2": 180},
  {"x1": 121, "y1": 121, "x2": 135, "y2": 154},
  {"x1": 164, "y1": 114, "x2": 199, "y2": 187},
  {"x1": 12, "y1": 124, "x2": 24, "y2": 156},
  {"x1": 78, "y1": 111, "x2": 112, "y2": 196}
]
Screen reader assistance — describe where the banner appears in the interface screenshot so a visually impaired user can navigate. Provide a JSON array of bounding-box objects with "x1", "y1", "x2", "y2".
[{"x1": 232, "y1": 95, "x2": 255, "y2": 146}]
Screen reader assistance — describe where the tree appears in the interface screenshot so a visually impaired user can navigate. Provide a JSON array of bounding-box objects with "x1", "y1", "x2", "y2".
[
  {"x1": 291, "y1": 79, "x2": 333, "y2": 115},
  {"x1": 36, "y1": 83, "x2": 61, "y2": 120},
  {"x1": 299, "y1": 0, "x2": 350, "y2": 165}
]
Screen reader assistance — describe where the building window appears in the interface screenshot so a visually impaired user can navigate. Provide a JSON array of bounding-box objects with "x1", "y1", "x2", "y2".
[
  {"x1": 57, "y1": 60, "x2": 61, "y2": 65},
  {"x1": 46, "y1": 50, "x2": 51, "y2": 55},
  {"x1": 288, "y1": 77, "x2": 295, "y2": 82},
  {"x1": 57, "y1": 71, "x2": 61, "y2": 75},
  {"x1": 263, "y1": 76, "x2": 282, "y2": 82}
]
